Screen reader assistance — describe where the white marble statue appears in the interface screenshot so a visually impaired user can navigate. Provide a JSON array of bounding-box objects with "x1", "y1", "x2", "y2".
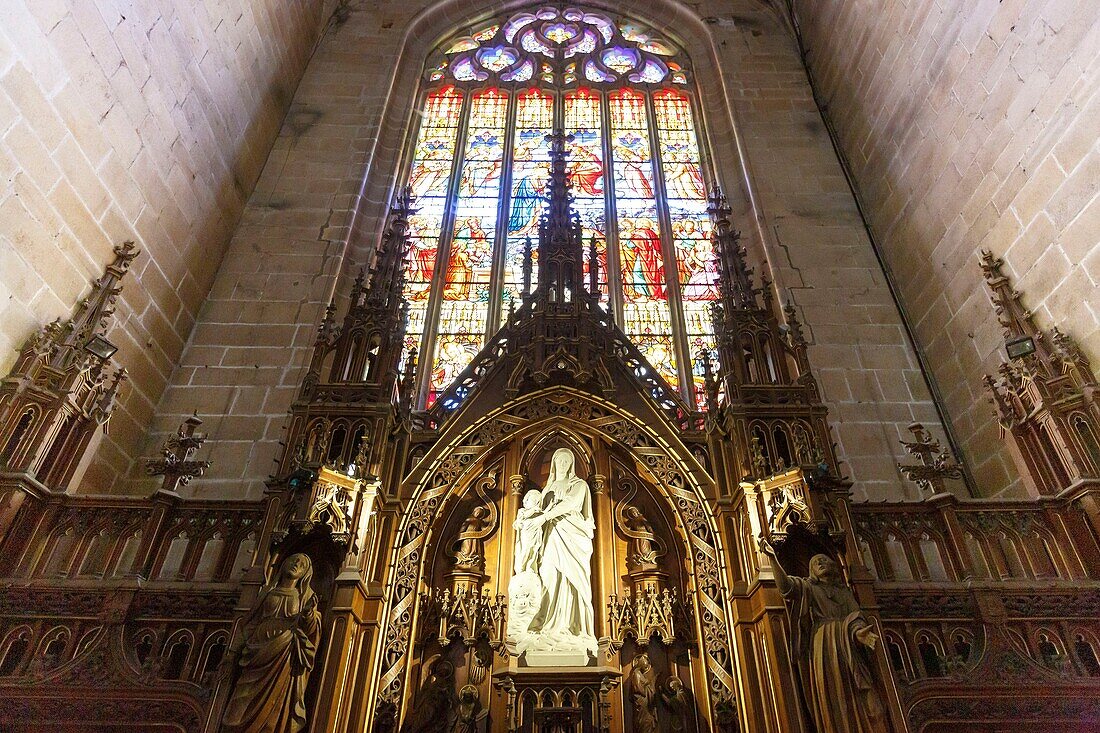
[
  {"x1": 513, "y1": 489, "x2": 544, "y2": 574},
  {"x1": 508, "y1": 448, "x2": 597, "y2": 661}
]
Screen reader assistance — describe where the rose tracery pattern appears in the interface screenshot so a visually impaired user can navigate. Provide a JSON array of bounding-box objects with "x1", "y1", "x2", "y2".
[{"x1": 431, "y1": 7, "x2": 689, "y2": 87}]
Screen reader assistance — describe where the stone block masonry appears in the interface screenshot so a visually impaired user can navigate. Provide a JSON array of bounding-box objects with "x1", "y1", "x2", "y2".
[
  {"x1": 149, "y1": 0, "x2": 948, "y2": 502},
  {"x1": 0, "y1": 0, "x2": 338, "y2": 491},
  {"x1": 2, "y1": 0, "x2": 970, "y2": 502},
  {"x1": 790, "y1": 0, "x2": 1098, "y2": 496}
]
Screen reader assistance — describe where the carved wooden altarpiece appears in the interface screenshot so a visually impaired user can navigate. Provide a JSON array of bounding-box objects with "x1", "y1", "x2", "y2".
[{"x1": 0, "y1": 144, "x2": 1098, "y2": 733}]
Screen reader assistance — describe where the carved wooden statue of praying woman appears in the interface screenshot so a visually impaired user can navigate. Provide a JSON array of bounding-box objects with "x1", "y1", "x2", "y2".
[
  {"x1": 223, "y1": 553, "x2": 321, "y2": 733},
  {"x1": 401, "y1": 659, "x2": 456, "y2": 733},
  {"x1": 629, "y1": 652, "x2": 658, "y2": 733},
  {"x1": 759, "y1": 539, "x2": 891, "y2": 732}
]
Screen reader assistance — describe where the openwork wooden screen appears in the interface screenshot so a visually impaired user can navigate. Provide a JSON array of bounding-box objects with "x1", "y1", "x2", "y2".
[{"x1": 403, "y1": 7, "x2": 716, "y2": 408}]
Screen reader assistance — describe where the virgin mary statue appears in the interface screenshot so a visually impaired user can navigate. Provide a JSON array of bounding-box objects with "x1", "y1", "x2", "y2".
[{"x1": 520, "y1": 448, "x2": 598, "y2": 657}]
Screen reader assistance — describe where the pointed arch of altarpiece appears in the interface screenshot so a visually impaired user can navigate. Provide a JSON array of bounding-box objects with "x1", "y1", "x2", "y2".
[{"x1": 373, "y1": 386, "x2": 738, "y2": 723}]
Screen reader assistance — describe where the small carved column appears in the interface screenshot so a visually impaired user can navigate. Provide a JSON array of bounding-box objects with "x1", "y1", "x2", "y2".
[
  {"x1": 591, "y1": 466, "x2": 614, "y2": 659},
  {"x1": 131, "y1": 489, "x2": 177, "y2": 580},
  {"x1": 927, "y1": 494, "x2": 972, "y2": 581},
  {"x1": 309, "y1": 469, "x2": 385, "y2": 733}
]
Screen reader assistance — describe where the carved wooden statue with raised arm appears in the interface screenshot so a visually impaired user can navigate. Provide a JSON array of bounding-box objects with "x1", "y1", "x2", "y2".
[
  {"x1": 759, "y1": 539, "x2": 891, "y2": 733},
  {"x1": 223, "y1": 553, "x2": 321, "y2": 733}
]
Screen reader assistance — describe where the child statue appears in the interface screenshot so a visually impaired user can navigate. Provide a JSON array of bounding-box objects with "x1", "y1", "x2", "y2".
[{"x1": 512, "y1": 489, "x2": 543, "y2": 574}]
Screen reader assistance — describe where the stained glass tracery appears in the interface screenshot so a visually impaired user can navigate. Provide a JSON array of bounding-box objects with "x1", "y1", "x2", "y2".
[
  {"x1": 434, "y1": 7, "x2": 686, "y2": 88},
  {"x1": 403, "y1": 9, "x2": 717, "y2": 408}
]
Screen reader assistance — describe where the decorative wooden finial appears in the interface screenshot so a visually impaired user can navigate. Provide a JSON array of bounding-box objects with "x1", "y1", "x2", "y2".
[
  {"x1": 896, "y1": 423, "x2": 962, "y2": 496},
  {"x1": 145, "y1": 413, "x2": 213, "y2": 493}
]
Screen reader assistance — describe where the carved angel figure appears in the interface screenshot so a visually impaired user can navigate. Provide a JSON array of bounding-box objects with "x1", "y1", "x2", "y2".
[
  {"x1": 623, "y1": 505, "x2": 661, "y2": 570},
  {"x1": 224, "y1": 553, "x2": 321, "y2": 733},
  {"x1": 760, "y1": 540, "x2": 891, "y2": 733},
  {"x1": 452, "y1": 506, "x2": 489, "y2": 571}
]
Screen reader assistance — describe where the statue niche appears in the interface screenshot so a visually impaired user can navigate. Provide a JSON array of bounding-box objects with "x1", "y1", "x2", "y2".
[
  {"x1": 223, "y1": 553, "x2": 322, "y2": 733},
  {"x1": 508, "y1": 447, "x2": 598, "y2": 665},
  {"x1": 760, "y1": 539, "x2": 893, "y2": 733}
]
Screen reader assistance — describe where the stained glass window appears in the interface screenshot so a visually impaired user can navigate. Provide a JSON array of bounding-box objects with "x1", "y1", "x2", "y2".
[
  {"x1": 405, "y1": 86, "x2": 463, "y2": 360},
  {"x1": 429, "y1": 89, "x2": 508, "y2": 406},
  {"x1": 505, "y1": 89, "x2": 553, "y2": 302},
  {"x1": 655, "y1": 90, "x2": 718, "y2": 406},
  {"x1": 565, "y1": 88, "x2": 607, "y2": 301},
  {"x1": 610, "y1": 89, "x2": 677, "y2": 388},
  {"x1": 402, "y1": 9, "x2": 715, "y2": 409}
]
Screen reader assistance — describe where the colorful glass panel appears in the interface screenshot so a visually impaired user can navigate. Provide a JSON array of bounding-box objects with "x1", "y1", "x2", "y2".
[
  {"x1": 584, "y1": 61, "x2": 615, "y2": 83},
  {"x1": 439, "y1": 8, "x2": 688, "y2": 87},
  {"x1": 587, "y1": 14, "x2": 614, "y2": 42},
  {"x1": 544, "y1": 23, "x2": 578, "y2": 43},
  {"x1": 473, "y1": 25, "x2": 499, "y2": 42},
  {"x1": 428, "y1": 89, "x2": 508, "y2": 405},
  {"x1": 478, "y1": 46, "x2": 518, "y2": 72},
  {"x1": 504, "y1": 89, "x2": 553, "y2": 302},
  {"x1": 565, "y1": 30, "x2": 598, "y2": 58},
  {"x1": 655, "y1": 90, "x2": 714, "y2": 405},
  {"x1": 452, "y1": 58, "x2": 485, "y2": 82},
  {"x1": 630, "y1": 59, "x2": 668, "y2": 84},
  {"x1": 502, "y1": 59, "x2": 534, "y2": 82},
  {"x1": 406, "y1": 15, "x2": 708, "y2": 409},
  {"x1": 522, "y1": 33, "x2": 553, "y2": 56},
  {"x1": 565, "y1": 89, "x2": 608, "y2": 301},
  {"x1": 641, "y1": 41, "x2": 675, "y2": 56},
  {"x1": 602, "y1": 47, "x2": 639, "y2": 74},
  {"x1": 403, "y1": 87, "x2": 463, "y2": 357},
  {"x1": 610, "y1": 89, "x2": 677, "y2": 388},
  {"x1": 446, "y1": 38, "x2": 478, "y2": 53},
  {"x1": 619, "y1": 24, "x2": 649, "y2": 43},
  {"x1": 504, "y1": 14, "x2": 537, "y2": 42}
]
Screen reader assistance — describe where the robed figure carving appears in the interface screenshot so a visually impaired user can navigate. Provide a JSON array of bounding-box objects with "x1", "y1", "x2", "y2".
[
  {"x1": 760, "y1": 540, "x2": 890, "y2": 732},
  {"x1": 509, "y1": 448, "x2": 597, "y2": 659},
  {"x1": 224, "y1": 553, "x2": 321, "y2": 733}
]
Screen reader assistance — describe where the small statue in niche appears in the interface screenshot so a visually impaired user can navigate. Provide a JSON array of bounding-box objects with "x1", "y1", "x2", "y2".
[
  {"x1": 400, "y1": 658, "x2": 456, "y2": 733},
  {"x1": 307, "y1": 484, "x2": 349, "y2": 536},
  {"x1": 451, "y1": 505, "x2": 489, "y2": 571},
  {"x1": 223, "y1": 553, "x2": 321, "y2": 733},
  {"x1": 452, "y1": 684, "x2": 488, "y2": 733},
  {"x1": 629, "y1": 652, "x2": 658, "y2": 733},
  {"x1": 759, "y1": 539, "x2": 892, "y2": 733},
  {"x1": 660, "y1": 676, "x2": 691, "y2": 732},
  {"x1": 623, "y1": 505, "x2": 661, "y2": 571}
]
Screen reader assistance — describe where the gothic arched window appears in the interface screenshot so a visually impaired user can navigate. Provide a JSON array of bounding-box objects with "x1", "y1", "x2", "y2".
[{"x1": 401, "y1": 7, "x2": 716, "y2": 408}]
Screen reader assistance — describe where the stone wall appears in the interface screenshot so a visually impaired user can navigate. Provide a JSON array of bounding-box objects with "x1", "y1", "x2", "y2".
[
  {"x1": 0, "y1": 0, "x2": 336, "y2": 490},
  {"x1": 147, "y1": 0, "x2": 947, "y2": 501},
  {"x1": 790, "y1": 0, "x2": 1098, "y2": 495}
]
